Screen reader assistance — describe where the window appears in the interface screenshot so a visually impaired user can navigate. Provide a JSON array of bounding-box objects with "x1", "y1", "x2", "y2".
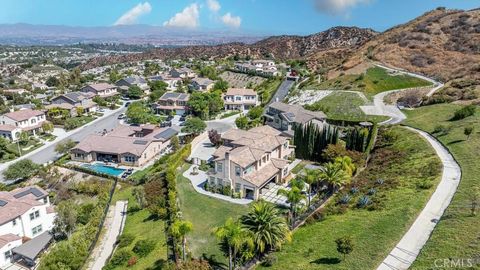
[
  {"x1": 32, "y1": 225, "x2": 43, "y2": 236},
  {"x1": 4, "y1": 250, "x2": 12, "y2": 260},
  {"x1": 217, "y1": 163, "x2": 223, "y2": 172},
  {"x1": 235, "y1": 183, "x2": 241, "y2": 193},
  {"x1": 283, "y1": 168, "x2": 288, "y2": 176},
  {"x1": 235, "y1": 166, "x2": 241, "y2": 176},
  {"x1": 125, "y1": 156, "x2": 136, "y2": 162},
  {"x1": 283, "y1": 142, "x2": 288, "y2": 149},
  {"x1": 216, "y1": 178, "x2": 223, "y2": 186},
  {"x1": 30, "y1": 210, "x2": 40, "y2": 220},
  {"x1": 209, "y1": 176, "x2": 215, "y2": 184},
  {"x1": 12, "y1": 219, "x2": 16, "y2": 226},
  {"x1": 43, "y1": 197, "x2": 48, "y2": 204},
  {"x1": 262, "y1": 156, "x2": 266, "y2": 163}
]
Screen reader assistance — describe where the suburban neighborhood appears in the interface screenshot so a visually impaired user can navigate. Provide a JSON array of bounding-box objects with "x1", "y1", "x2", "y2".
[{"x1": 0, "y1": 1, "x2": 478, "y2": 270}]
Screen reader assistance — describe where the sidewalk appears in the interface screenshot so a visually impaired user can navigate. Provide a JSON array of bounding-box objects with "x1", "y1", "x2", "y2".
[
  {"x1": 377, "y1": 127, "x2": 461, "y2": 270},
  {"x1": 88, "y1": 200, "x2": 128, "y2": 270}
]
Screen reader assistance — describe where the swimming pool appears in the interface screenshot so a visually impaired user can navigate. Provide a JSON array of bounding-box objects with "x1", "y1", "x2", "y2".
[{"x1": 82, "y1": 163, "x2": 126, "y2": 177}]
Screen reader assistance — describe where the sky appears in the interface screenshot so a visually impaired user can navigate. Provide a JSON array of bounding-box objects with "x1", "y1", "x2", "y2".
[{"x1": 0, "y1": 0, "x2": 478, "y2": 35}]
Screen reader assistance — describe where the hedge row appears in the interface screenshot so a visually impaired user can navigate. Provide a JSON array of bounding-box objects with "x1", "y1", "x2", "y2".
[
  {"x1": 38, "y1": 189, "x2": 111, "y2": 270},
  {"x1": 164, "y1": 144, "x2": 191, "y2": 261}
]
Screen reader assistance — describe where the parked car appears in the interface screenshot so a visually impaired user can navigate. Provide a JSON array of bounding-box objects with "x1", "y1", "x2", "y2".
[
  {"x1": 117, "y1": 113, "x2": 126, "y2": 119},
  {"x1": 98, "y1": 108, "x2": 106, "y2": 112},
  {"x1": 179, "y1": 116, "x2": 186, "y2": 122},
  {"x1": 166, "y1": 115, "x2": 174, "y2": 121},
  {"x1": 125, "y1": 102, "x2": 131, "y2": 107}
]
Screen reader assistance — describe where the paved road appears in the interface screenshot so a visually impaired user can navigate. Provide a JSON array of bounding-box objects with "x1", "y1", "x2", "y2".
[
  {"x1": 268, "y1": 79, "x2": 295, "y2": 105},
  {"x1": 0, "y1": 106, "x2": 126, "y2": 183},
  {"x1": 377, "y1": 127, "x2": 461, "y2": 270},
  {"x1": 88, "y1": 200, "x2": 128, "y2": 270},
  {"x1": 361, "y1": 63, "x2": 444, "y2": 125}
]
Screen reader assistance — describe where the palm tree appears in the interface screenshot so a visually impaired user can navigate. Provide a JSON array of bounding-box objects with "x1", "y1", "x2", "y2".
[
  {"x1": 320, "y1": 162, "x2": 349, "y2": 193},
  {"x1": 240, "y1": 201, "x2": 291, "y2": 255},
  {"x1": 300, "y1": 169, "x2": 320, "y2": 207},
  {"x1": 334, "y1": 156, "x2": 356, "y2": 177},
  {"x1": 277, "y1": 186, "x2": 306, "y2": 226},
  {"x1": 214, "y1": 218, "x2": 253, "y2": 270},
  {"x1": 170, "y1": 219, "x2": 193, "y2": 262}
]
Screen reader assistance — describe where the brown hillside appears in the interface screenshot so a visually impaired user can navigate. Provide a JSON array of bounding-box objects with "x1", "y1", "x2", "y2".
[
  {"x1": 80, "y1": 27, "x2": 376, "y2": 70},
  {"x1": 339, "y1": 8, "x2": 480, "y2": 83}
]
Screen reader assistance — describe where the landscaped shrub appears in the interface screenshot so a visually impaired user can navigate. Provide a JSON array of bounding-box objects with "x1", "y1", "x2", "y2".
[
  {"x1": 416, "y1": 179, "x2": 433, "y2": 190},
  {"x1": 222, "y1": 186, "x2": 232, "y2": 196},
  {"x1": 375, "y1": 179, "x2": 385, "y2": 185},
  {"x1": 357, "y1": 195, "x2": 371, "y2": 208},
  {"x1": 451, "y1": 105, "x2": 476, "y2": 121},
  {"x1": 262, "y1": 254, "x2": 278, "y2": 267},
  {"x1": 367, "y1": 188, "x2": 377, "y2": 195},
  {"x1": 339, "y1": 194, "x2": 351, "y2": 205},
  {"x1": 109, "y1": 249, "x2": 134, "y2": 267},
  {"x1": 133, "y1": 239, "x2": 156, "y2": 257},
  {"x1": 127, "y1": 256, "x2": 138, "y2": 267},
  {"x1": 117, "y1": 233, "x2": 135, "y2": 248},
  {"x1": 350, "y1": 187, "x2": 359, "y2": 194}
]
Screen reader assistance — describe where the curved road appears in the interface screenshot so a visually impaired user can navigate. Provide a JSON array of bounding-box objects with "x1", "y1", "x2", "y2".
[
  {"x1": 362, "y1": 65, "x2": 461, "y2": 269},
  {"x1": 377, "y1": 127, "x2": 461, "y2": 270}
]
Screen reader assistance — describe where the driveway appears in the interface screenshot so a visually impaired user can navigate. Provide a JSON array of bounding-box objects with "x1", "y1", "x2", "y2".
[
  {"x1": 268, "y1": 79, "x2": 295, "y2": 105},
  {"x1": 87, "y1": 200, "x2": 128, "y2": 270},
  {"x1": 377, "y1": 127, "x2": 461, "y2": 270},
  {"x1": 182, "y1": 165, "x2": 252, "y2": 205},
  {"x1": 0, "y1": 106, "x2": 127, "y2": 183}
]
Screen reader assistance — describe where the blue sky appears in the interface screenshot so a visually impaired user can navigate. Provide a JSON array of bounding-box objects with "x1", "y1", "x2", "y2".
[{"x1": 0, "y1": 0, "x2": 478, "y2": 34}]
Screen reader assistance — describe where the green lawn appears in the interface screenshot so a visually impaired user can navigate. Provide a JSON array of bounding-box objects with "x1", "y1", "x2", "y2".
[
  {"x1": 305, "y1": 91, "x2": 389, "y2": 123},
  {"x1": 403, "y1": 104, "x2": 480, "y2": 268},
  {"x1": 302, "y1": 67, "x2": 432, "y2": 97},
  {"x1": 109, "y1": 184, "x2": 168, "y2": 270},
  {"x1": 6, "y1": 139, "x2": 43, "y2": 157},
  {"x1": 177, "y1": 164, "x2": 249, "y2": 264},
  {"x1": 257, "y1": 127, "x2": 442, "y2": 270}
]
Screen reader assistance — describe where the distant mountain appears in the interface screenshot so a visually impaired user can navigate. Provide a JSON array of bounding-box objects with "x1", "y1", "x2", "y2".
[
  {"x1": 80, "y1": 26, "x2": 377, "y2": 70},
  {"x1": 0, "y1": 23, "x2": 264, "y2": 46}
]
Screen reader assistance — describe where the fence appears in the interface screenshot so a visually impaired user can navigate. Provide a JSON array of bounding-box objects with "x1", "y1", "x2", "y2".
[{"x1": 81, "y1": 176, "x2": 118, "y2": 269}]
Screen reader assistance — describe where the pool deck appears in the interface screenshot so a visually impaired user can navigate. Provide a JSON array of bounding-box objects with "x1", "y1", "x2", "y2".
[{"x1": 68, "y1": 161, "x2": 137, "y2": 177}]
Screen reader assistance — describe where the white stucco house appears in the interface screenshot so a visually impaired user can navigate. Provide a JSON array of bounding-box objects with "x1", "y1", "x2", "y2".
[
  {"x1": 0, "y1": 186, "x2": 55, "y2": 268},
  {"x1": 0, "y1": 109, "x2": 47, "y2": 141}
]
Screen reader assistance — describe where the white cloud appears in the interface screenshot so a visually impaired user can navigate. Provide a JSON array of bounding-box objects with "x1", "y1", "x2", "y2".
[
  {"x1": 114, "y1": 2, "x2": 152, "y2": 25},
  {"x1": 163, "y1": 3, "x2": 200, "y2": 28},
  {"x1": 206, "y1": 0, "x2": 221, "y2": 12},
  {"x1": 314, "y1": 0, "x2": 370, "y2": 15},
  {"x1": 221, "y1": 12, "x2": 241, "y2": 28}
]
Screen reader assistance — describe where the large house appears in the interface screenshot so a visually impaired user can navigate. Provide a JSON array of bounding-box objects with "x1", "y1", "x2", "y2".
[
  {"x1": 116, "y1": 75, "x2": 149, "y2": 91},
  {"x1": 234, "y1": 60, "x2": 280, "y2": 77},
  {"x1": 0, "y1": 109, "x2": 47, "y2": 140},
  {"x1": 0, "y1": 186, "x2": 55, "y2": 268},
  {"x1": 208, "y1": 125, "x2": 293, "y2": 200},
  {"x1": 80, "y1": 83, "x2": 118, "y2": 98},
  {"x1": 169, "y1": 67, "x2": 196, "y2": 79},
  {"x1": 223, "y1": 88, "x2": 259, "y2": 111},
  {"x1": 149, "y1": 75, "x2": 181, "y2": 91},
  {"x1": 71, "y1": 125, "x2": 178, "y2": 167},
  {"x1": 154, "y1": 92, "x2": 190, "y2": 115},
  {"x1": 264, "y1": 102, "x2": 327, "y2": 137},
  {"x1": 189, "y1": 77, "x2": 214, "y2": 92},
  {"x1": 46, "y1": 92, "x2": 98, "y2": 116}
]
